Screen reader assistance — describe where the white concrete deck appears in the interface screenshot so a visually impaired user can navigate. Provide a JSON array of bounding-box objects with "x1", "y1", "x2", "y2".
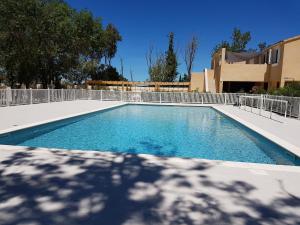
[
  {"x1": 0, "y1": 100, "x2": 125, "y2": 134},
  {"x1": 214, "y1": 105, "x2": 300, "y2": 158},
  {"x1": 0, "y1": 102, "x2": 300, "y2": 224},
  {"x1": 0, "y1": 147, "x2": 299, "y2": 225}
]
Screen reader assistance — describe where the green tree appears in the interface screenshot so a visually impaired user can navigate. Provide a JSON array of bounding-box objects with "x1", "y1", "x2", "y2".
[
  {"x1": 211, "y1": 41, "x2": 231, "y2": 56},
  {"x1": 164, "y1": 32, "x2": 178, "y2": 82},
  {"x1": 148, "y1": 52, "x2": 166, "y2": 82},
  {"x1": 230, "y1": 28, "x2": 251, "y2": 52},
  {"x1": 212, "y1": 28, "x2": 251, "y2": 56},
  {"x1": 0, "y1": 0, "x2": 123, "y2": 88},
  {"x1": 92, "y1": 64, "x2": 127, "y2": 81},
  {"x1": 104, "y1": 24, "x2": 122, "y2": 66}
]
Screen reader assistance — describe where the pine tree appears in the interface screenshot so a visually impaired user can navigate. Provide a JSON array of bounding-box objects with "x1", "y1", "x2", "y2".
[{"x1": 165, "y1": 32, "x2": 177, "y2": 82}]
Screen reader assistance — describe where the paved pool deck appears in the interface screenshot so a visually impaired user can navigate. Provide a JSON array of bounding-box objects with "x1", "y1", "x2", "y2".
[
  {"x1": 0, "y1": 146, "x2": 300, "y2": 225},
  {"x1": 214, "y1": 105, "x2": 300, "y2": 158},
  {"x1": 0, "y1": 101, "x2": 300, "y2": 225},
  {"x1": 0, "y1": 100, "x2": 125, "y2": 133}
]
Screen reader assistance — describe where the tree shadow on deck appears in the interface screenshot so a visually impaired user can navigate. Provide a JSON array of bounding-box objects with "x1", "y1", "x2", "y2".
[{"x1": 0, "y1": 148, "x2": 299, "y2": 225}]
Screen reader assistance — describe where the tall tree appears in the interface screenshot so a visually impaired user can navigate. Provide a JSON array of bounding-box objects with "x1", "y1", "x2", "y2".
[
  {"x1": 212, "y1": 28, "x2": 251, "y2": 56},
  {"x1": 164, "y1": 32, "x2": 178, "y2": 82},
  {"x1": 0, "y1": 0, "x2": 123, "y2": 88},
  {"x1": 149, "y1": 52, "x2": 166, "y2": 82},
  {"x1": 104, "y1": 24, "x2": 122, "y2": 66},
  {"x1": 230, "y1": 28, "x2": 251, "y2": 52},
  {"x1": 184, "y1": 36, "x2": 198, "y2": 81},
  {"x1": 146, "y1": 45, "x2": 166, "y2": 82}
]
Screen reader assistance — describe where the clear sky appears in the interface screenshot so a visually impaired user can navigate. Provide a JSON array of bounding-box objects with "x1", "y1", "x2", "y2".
[{"x1": 66, "y1": 0, "x2": 300, "y2": 81}]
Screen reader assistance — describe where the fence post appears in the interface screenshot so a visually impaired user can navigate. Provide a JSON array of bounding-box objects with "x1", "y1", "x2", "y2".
[
  {"x1": 284, "y1": 102, "x2": 287, "y2": 118},
  {"x1": 224, "y1": 93, "x2": 227, "y2": 105},
  {"x1": 100, "y1": 90, "x2": 103, "y2": 102},
  {"x1": 61, "y1": 88, "x2": 63, "y2": 102},
  {"x1": 30, "y1": 88, "x2": 33, "y2": 104},
  {"x1": 159, "y1": 92, "x2": 162, "y2": 104},
  {"x1": 48, "y1": 88, "x2": 50, "y2": 103},
  {"x1": 6, "y1": 88, "x2": 10, "y2": 107},
  {"x1": 121, "y1": 90, "x2": 123, "y2": 102},
  {"x1": 270, "y1": 100, "x2": 273, "y2": 119},
  {"x1": 201, "y1": 95, "x2": 204, "y2": 104},
  {"x1": 298, "y1": 102, "x2": 300, "y2": 120},
  {"x1": 73, "y1": 89, "x2": 76, "y2": 101},
  {"x1": 259, "y1": 95, "x2": 263, "y2": 115}
]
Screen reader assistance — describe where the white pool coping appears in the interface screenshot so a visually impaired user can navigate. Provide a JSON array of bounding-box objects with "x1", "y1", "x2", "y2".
[
  {"x1": 0, "y1": 144, "x2": 299, "y2": 172},
  {"x1": 212, "y1": 106, "x2": 300, "y2": 159},
  {"x1": 0, "y1": 101, "x2": 126, "y2": 135},
  {"x1": 0, "y1": 101, "x2": 299, "y2": 170}
]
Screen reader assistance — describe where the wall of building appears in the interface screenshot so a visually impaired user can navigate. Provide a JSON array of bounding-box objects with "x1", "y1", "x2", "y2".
[
  {"x1": 266, "y1": 44, "x2": 284, "y2": 89},
  {"x1": 281, "y1": 38, "x2": 300, "y2": 84},
  {"x1": 220, "y1": 63, "x2": 268, "y2": 82},
  {"x1": 211, "y1": 49, "x2": 224, "y2": 92},
  {"x1": 203, "y1": 36, "x2": 300, "y2": 93},
  {"x1": 207, "y1": 69, "x2": 216, "y2": 93},
  {"x1": 190, "y1": 72, "x2": 205, "y2": 92}
]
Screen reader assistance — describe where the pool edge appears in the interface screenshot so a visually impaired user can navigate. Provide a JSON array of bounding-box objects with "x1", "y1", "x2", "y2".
[
  {"x1": 212, "y1": 105, "x2": 300, "y2": 160},
  {"x1": 0, "y1": 101, "x2": 299, "y2": 168},
  {"x1": 0, "y1": 102, "x2": 127, "y2": 135}
]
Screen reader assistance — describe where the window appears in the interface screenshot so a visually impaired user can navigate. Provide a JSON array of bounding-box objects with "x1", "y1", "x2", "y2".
[
  {"x1": 266, "y1": 52, "x2": 270, "y2": 64},
  {"x1": 272, "y1": 49, "x2": 280, "y2": 64},
  {"x1": 263, "y1": 54, "x2": 267, "y2": 64}
]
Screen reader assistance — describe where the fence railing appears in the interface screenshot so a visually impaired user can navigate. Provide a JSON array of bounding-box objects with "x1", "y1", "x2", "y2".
[
  {"x1": 0, "y1": 89, "x2": 246, "y2": 106},
  {"x1": 239, "y1": 95, "x2": 289, "y2": 119},
  {"x1": 1, "y1": 89, "x2": 300, "y2": 119}
]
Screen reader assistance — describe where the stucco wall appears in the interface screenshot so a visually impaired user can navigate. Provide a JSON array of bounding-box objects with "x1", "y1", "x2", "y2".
[
  {"x1": 206, "y1": 69, "x2": 216, "y2": 93},
  {"x1": 190, "y1": 72, "x2": 205, "y2": 92},
  {"x1": 281, "y1": 38, "x2": 300, "y2": 83},
  {"x1": 220, "y1": 64, "x2": 268, "y2": 82}
]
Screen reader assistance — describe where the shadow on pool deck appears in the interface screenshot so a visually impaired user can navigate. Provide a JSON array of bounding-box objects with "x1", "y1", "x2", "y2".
[{"x1": 0, "y1": 147, "x2": 300, "y2": 225}]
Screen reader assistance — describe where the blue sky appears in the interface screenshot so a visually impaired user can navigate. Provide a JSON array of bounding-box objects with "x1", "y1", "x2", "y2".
[{"x1": 66, "y1": 0, "x2": 300, "y2": 81}]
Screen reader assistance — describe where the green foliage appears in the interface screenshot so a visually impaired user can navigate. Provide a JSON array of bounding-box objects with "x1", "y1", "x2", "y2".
[
  {"x1": 104, "y1": 24, "x2": 122, "y2": 65},
  {"x1": 164, "y1": 32, "x2": 178, "y2": 82},
  {"x1": 180, "y1": 74, "x2": 189, "y2": 82},
  {"x1": 147, "y1": 33, "x2": 178, "y2": 82},
  {"x1": 91, "y1": 64, "x2": 127, "y2": 81},
  {"x1": 0, "y1": 0, "x2": 123, "y2": 88},
  {"x1": 230, "y1": 28, "x2": 251, "y2": 52},
  {"x1": 149, "y1": 53, "x2": 166, "y2": 82},
  {"x1": 252, "y1": 86, "x2": 267, "y2": 94},
  {"x1": 212, "y1": 28, "x2": 251, "y2": 56},
  {"x1": 212, "y1": 41, "x2": 231, "y2": 56},
  {"x1": 269, "y1": 82, "x2": 300, "y2": 97},
  {"x1": 252, "y1": 82, "x2": 300, "y2": 97}
]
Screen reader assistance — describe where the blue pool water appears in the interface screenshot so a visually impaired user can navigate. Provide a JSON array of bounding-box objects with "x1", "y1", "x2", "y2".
[{"x1": 0, "y1": 105, "x2": 298, "y2": 165}]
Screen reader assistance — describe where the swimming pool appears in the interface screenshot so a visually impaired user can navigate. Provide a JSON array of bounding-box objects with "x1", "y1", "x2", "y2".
[{"x1": 0, "y1": 105, "x2": 299, "y2": 165}]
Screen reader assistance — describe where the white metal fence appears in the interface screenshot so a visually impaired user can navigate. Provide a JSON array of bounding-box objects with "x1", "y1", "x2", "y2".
[
  {"x1": 239, "y1": 95, "x2": 289, "y2": 119},
  {"x1": 1, "y1": 89, "x2": 300, "y2": 118}
]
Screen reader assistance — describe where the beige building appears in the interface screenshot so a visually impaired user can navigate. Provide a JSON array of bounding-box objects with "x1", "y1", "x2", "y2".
[{"x1": 191, "y1": 35, "x2": 300, "y2": 93}]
